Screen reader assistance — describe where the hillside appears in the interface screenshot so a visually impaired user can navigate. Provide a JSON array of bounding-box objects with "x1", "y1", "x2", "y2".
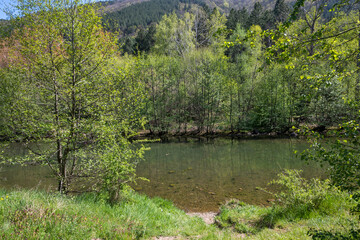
[
  {"x1": 101, "y1": 0, "x2": 293, "y2": 35},
  {"x1": 102, "y1": 0, "x2": 292, "y2": 13}
]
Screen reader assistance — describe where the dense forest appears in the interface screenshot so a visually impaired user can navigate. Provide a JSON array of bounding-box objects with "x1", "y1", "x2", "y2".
[
  {"x1": 1, "y1": 0, "x2": 360, "y2": 137},
  {"x1": 1, "y1": 0, "x2": 360, "y2": 239},
  {"x1": 100, "y1": 0, "x2": 359, "y2": 135}
]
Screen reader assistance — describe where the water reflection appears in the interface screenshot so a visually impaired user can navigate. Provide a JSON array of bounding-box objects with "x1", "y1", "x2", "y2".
[
  {"x1": 0, "y1": 138, "x2": 324, "y2": 212},
  {"x1": 135, "y1": 138, "x2": 324, "y2": 211}
]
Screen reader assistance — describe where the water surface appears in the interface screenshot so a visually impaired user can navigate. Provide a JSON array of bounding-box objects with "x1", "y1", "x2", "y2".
[
  {"x1": 0, "y1": 138, "x2": 324, "y2": 212},
  {"x1": 135, "y1": 138, "x2": 323, "y2": 211}
]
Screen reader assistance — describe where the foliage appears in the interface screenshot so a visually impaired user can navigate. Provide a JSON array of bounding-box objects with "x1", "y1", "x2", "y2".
[
  {"x1": 215, "y1": 170, "x2": 355, "y2": 238},
  {"x1": 269, "y1": 169, "x2": 344, "y2": 212},
  {"x1": 142, "y1": 48, "x2": 228, "y2": 133},
  {"x1": 154, "y1": 12, "x2": 195, "y2": 56},
  {"x1": 309, "y1": 228, "x2": 360, "y2": 240},
  {"x1": 300, "y1": 121, "x2": 360, "y2": 192},
  {"x1": 0, "y1": 189, "x2": 234, "y2": 239},
  {"x1": 1, "y1": 0, "x2": 146, "y2": 201},
  {"x1": 103, "y1": 0, "x2": 182, "y2": 34}
]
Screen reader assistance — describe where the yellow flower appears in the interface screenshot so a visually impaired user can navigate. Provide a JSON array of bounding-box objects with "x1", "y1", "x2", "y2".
[
  {"x1": 0, "y1": 198, "x2": 3, "y2": 201},
  {"x1": 6, "y1": 196, "x2": 9, "y2": 199}
]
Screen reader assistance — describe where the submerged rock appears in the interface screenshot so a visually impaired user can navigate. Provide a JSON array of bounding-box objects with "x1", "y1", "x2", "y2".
[{"x1": 133, "y1": 186, "x2": 143, "y2": 191}]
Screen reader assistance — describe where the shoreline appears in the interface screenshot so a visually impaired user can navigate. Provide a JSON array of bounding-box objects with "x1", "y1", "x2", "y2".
[{"x1": 133, "y1": 129, "x2": 298, "y2": 141}]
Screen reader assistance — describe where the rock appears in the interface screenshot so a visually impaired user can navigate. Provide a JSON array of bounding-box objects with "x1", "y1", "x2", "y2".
[
  {"x1": 133, "y1": 186, "x2": 143, "y2": 191},
  {"x1": 252, "y1": 129, "x2": 260, "y2": 135},
  {"x1": 290, "y1": 132, "x2": 298, "y2": 138}
]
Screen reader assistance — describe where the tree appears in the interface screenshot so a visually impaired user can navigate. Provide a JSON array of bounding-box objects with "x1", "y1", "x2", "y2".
[
  {"x1": 269, "y1": 0, "x2": 360, "y2": 235},
  {"x1": 273, "y1": 0, "x2": 290, "y2": 23},
  {"x1": 134, "y1": 25, "x2": 156, "y2": 53},
  {"x1": 4, "y1": 0, "x2": 145, "y2": 200},
  {"x1": 153, "y1": 12, "x2": 195, "y2": 57},
  {"x1": 226, "y1": 7, "x2": 249, "y2": 30},
  {"x1": 247, "y1": 2, "x2": 264, "y2": 28}
]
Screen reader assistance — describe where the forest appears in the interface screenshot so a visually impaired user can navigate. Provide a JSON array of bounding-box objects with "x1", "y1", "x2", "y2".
[
  {"x1": 2, "y1": 0, "x2": 357, "y2": 137},
  {"x1": 106, "y1": 0, "x2": 358, "y2": 136},
  {"x1": 0, "y1": 0, "x2": 360, "y2": 239}
]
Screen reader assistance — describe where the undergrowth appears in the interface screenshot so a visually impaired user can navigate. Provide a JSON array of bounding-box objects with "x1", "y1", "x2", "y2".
[
  {"x1": 215, "y1": 170, "x2": 358, "y2": 239},
  {"x1": 0, "y1": 188, "x2": 232, "y2": 239},
  {"x1": 1, "y1": 170, "x2": 359, "y2": 239}
]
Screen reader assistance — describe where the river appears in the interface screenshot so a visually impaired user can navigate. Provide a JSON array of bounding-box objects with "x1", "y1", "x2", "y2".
[{"x1": 0, "y1": 138, "x2": 325, "y2": 212}]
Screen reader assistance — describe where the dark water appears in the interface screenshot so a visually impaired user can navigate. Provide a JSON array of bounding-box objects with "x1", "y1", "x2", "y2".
[{"x1": 0, "y1": 138, "x2": 324, "y2": 212}]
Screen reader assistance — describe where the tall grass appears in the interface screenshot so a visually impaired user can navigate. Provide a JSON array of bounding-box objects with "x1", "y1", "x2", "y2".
[
  {"x1": 215, "y1": 170, "x2": 358, "y2": 239},
  {"x1": 0, "y1": 189, "x2": 232, "y2": 239}
]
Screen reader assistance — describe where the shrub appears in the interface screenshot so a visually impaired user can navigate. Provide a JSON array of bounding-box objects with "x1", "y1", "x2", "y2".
[{"x1": 269, "y1": 169, "x2": 342, "y2": 212}]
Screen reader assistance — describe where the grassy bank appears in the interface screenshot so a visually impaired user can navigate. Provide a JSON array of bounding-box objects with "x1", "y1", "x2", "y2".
[
  {"x1": 215, "y1": 198, "x2": 357, "y2": 239},
  {"x1": 216, "y1": 170, "x2": 359, "y2": 239},
  {"x1": 0, "y1": 189, "x2": 233, "y2": 239},
  {"x1": 0, "y1": 183, "x2": 358, "y2": 239}
]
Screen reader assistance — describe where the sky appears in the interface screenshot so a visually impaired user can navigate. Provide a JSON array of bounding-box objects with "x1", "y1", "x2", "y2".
[
  {"x1": 0, "y1": 0, "x2": 13, "y2": 19},
  {"x1": 0, "y1": 0, "x2": 105, "y2": 20}
]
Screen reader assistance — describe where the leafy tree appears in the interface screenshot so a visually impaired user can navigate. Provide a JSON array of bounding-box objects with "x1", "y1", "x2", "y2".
[
  {"x1": 3, "y1": 0, "x2": 145, "y2": 200},
  {"x1": 134, "y1": 25, "x2": 156, "y2": 54},
  {"x1": 192, "y1": 5, "x2": 210, "y2": 47},
  {"x1": 154, "y1": 12, "x2": 195, "y2": 57},
  {"x1": 301, "y1": 122, "x2": 360, "y2": 191},
  {"x1": 207, "y1": 8, "x2": 227, "y2": 48},
  {"x1": 267, "y1": 0, "x2": 360, "y2": 236},
  {"x1": 122, "y1": 36, "x2": 136, "y2": 55}
]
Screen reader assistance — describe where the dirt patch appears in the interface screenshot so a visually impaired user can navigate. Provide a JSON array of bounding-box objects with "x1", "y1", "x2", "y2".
[
  {"x1": 186, "y1": 212, "x2": 217, "y2": 225},
  {"x1": 153, "y1": 237, "x2": 181, "y2": 240}
]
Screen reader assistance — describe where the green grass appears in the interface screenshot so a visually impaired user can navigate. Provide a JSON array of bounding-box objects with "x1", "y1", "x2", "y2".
[
  {"x1": 0, "y1": 187, "x2": 358, "y2": 239},
  {"x1": 215, "y1": 194, "x2": 359, "y2": 239},
  {"x1": 0, "y1": 189, "x2": 233, "y2": 239}
]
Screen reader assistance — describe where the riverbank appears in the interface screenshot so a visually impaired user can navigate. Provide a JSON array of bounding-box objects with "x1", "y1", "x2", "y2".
[
  {"x1": 135, "y1": 124, "x2": 335, "y2": 141},
  {"x1": 0, "y1": 188, "x2": 357, "y2": 239},
  {"x1": 0, "y1": 189, "x2": 233, "y2": 239},
  {"x1": 135, "y1": 129, "x2": 294, "y2": 141}
]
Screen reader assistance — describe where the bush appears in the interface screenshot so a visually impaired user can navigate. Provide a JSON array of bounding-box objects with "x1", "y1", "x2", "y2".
[{"x1": 269, "y1": 169, "x2": 342, "y2": 212}]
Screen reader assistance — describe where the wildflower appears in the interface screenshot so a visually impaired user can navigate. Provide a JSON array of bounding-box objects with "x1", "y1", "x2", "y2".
[
  {"x1": 6, "y1": 196, "x2": 9, "y2": 199},
  {"x1": 0, "y1": 198, "x2": 3, "y2": 201}
]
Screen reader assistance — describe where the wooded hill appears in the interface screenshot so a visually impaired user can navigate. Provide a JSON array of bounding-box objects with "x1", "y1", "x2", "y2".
[
  {"x1": 100, "y1": 0, "x2": 294, "y2": 34},
  {"x1": 100, "y1": 0, "x2": 339, "y2": 37}
]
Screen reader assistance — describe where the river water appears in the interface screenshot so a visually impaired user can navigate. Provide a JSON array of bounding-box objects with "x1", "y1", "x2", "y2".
[{"x1": 0, "y1": 138, "x2": 325, "y2": 212}]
